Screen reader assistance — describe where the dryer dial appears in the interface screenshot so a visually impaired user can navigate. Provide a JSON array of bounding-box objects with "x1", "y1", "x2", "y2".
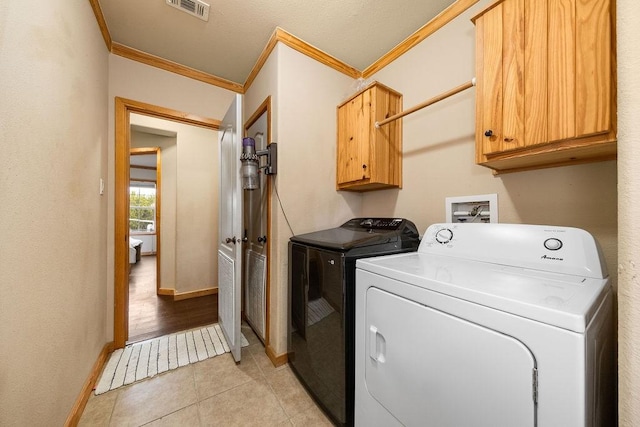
[
  {"x1": 544, "y1": 238, "x2": 563, "y2": 251},
  {"x1": 435, "y1": 228, "x2": 454, "y2": 244}
]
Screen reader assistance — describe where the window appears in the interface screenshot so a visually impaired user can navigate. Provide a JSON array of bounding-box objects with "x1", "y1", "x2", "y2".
[{"x1": 130, "y1": 182, "x2": 156, "y2": 233}]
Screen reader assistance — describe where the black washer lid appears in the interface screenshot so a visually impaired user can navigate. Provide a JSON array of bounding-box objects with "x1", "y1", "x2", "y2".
[{"x1": 290, "y1": 218, "x2": 419, "y2": 251}]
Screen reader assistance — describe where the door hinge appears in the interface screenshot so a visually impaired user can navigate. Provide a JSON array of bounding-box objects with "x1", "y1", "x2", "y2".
[{"x1": 532, "y1": 367, "x2": 538, "y2": 404}]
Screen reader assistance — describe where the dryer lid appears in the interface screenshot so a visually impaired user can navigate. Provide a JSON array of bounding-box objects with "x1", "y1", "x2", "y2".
[
  {"x1": 356, "y1": 223, "x2": 611, "y2": 333},
  {"x1": 357, "y1": 252, "x2": 609, "y2": 333}
]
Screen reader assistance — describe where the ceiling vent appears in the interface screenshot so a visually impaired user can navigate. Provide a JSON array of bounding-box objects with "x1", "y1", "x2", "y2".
[{"x1": 165, "y1": 0, "x2": 210, "y2": 21}]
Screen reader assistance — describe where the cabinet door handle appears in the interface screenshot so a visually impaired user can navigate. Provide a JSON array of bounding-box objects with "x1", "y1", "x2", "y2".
[{"x1": 484, "y1": 129, "x2": 493, "y2": 137}]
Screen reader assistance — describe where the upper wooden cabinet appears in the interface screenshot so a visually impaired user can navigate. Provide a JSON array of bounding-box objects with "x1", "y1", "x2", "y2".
[
  {"x1": 336, "y1": 82, "x2": 403, "y2": 191},
  {"x1": 472, "y1": 0, "x2": 616, "y2": 174}
]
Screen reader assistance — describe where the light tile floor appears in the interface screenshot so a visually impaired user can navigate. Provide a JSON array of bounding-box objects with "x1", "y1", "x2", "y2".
[{"x1": 79, "y1": 324, "x2": 333, "y2": 426}]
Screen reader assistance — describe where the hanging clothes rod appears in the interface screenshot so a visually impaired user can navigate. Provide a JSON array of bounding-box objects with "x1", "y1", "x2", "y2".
[{"x1": 375, "y1": 78, "x2": 476, "y2": 128}]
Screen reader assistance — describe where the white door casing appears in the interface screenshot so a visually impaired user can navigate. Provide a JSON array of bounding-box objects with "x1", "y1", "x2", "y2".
[{"x1": 218, "y1": 94, "x2": 243, "y2": 362}]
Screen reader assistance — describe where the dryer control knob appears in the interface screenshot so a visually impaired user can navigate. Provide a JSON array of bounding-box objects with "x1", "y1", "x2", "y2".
[
  {"x1": 544, "y1": 238, "x2": 563, "y2": 251},
  {"x1": 435, "y1": 228, "x2": 453, "y2": 244}
]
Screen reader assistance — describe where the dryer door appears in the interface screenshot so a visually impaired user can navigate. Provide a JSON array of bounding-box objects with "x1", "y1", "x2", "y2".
[{"x1": 365, "y1": 287, "x2": 536, "y2": 427}]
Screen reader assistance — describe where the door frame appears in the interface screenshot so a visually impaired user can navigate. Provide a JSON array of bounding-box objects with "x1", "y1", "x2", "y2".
[
  {"x1": 114, "y1": 97, "x2": 220, "y2": 348},
  {"x1": 243, "y1": 96, "x2": 273, "y2": 347}
]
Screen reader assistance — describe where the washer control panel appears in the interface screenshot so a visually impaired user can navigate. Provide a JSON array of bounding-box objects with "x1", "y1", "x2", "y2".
[
  {"x1": 419, "y1": 223, "x2": 606, "y2": 278},
  {"x1": 352, "y1": 218, "x2": 405, "y2": 230}
]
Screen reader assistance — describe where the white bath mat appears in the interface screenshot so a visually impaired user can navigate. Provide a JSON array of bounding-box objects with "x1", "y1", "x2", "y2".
[{"x1": 94, "y1": 324, "x2": 249, "y2": 395}]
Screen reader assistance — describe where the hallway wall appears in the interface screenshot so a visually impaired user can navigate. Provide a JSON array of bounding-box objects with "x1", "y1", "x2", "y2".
[
  {"x1": 0, "y1": 1, "x2": 109, "y2": 425},
  {"x1": 617, "y1": 0, "x2": 640, "y2": 424}
]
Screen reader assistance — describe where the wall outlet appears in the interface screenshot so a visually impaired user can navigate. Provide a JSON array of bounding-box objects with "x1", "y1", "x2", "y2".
[{"x1": 445, "y1": 194, "x2": 498, "y2": 223}]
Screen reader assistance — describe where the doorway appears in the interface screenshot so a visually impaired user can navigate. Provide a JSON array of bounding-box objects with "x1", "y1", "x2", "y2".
[
  {"x1": 242, "y1": 96, "x2": 273, "y2": 346},
  {"x1": 128, "y1": 147, "x2": 161, "y2": 342},
  {"x1": 114, "y1": 97, "x2": 221, "y2": 348}
]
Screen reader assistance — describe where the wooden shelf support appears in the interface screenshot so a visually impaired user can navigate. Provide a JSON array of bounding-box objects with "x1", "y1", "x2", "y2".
[{"x1": 375, "y1": 78, "x2": 476, "y2": 128}]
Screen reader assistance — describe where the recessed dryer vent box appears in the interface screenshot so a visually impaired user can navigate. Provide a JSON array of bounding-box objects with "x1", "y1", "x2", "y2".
[{"x1": 445, "y1": 194, "x2": 498, "y2": 223}]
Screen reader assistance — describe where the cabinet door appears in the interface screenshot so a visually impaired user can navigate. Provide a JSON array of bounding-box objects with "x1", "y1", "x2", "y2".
[
  {"x1": 575, "y1": 0, "x2": 612, "y2": 138},
  {"x1": 501, "y1": 0, "x2": 525, "y2": 150},
  {"x1": 524, "y1": 0, "x2": 548, "y2": 147},
  {"x1": 474, "y1": 0, "x2": 615, "y2": 172},
  {"x1": 548, "y1": 0, "x2": 576, "y2": 142},
  {"x1": 476, "y1": 3, "x2": 504, "y2": 159},
  {"x1": 337, "y1": 89, "x2": 371, "y2": 185},
  {"x1": 477, "y1": 0, "x2": 525, "y2": 156},
  {"x1": 545, "y1": 0, "x2": 612, "y2": 143}
]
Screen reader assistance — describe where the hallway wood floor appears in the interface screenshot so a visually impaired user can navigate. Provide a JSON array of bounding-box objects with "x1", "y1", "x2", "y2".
[{"x1": 128, "y1": 255, "x2": 218, "y2": 344}]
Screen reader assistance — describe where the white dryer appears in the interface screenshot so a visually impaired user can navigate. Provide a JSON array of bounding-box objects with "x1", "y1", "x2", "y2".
[{"x1": 355, "y1": 223, "x2": 615, "y2": 427}]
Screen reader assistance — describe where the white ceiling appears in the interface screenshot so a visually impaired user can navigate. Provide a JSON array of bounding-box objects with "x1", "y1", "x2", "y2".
[{"x1": 99, "y1": 0, "x2": 456, "y2": 85}]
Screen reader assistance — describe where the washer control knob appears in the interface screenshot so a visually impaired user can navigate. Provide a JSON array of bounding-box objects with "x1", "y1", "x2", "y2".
[
  {"x1": 362, "y1": 218, "x2": 373, "y2": 228},
  {"x1": 544, "y1": 238, "x2": 563, "y2": 251},
  {"x1": 435, "y1": 228, "x2": 453, "y2": 244}
]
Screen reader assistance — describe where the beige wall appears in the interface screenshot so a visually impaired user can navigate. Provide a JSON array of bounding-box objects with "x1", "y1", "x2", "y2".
[
  {"x1": 0, "y1": 1, "x2": 109, "y2": 425},
  {"x1": 617, "y1": 0, "x2": 640, "y2": 424},
  {"x1": 107, "y1": 55, "x2": 235, "y2": 338}
]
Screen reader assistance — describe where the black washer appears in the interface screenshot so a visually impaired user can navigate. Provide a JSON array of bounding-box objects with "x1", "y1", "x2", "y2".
[{"x1": 288, "y1": 218, "x2": 420, "y2": 426}]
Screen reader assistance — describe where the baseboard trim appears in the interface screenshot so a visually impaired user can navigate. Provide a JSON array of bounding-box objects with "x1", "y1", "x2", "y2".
[
  {"x1": 174, "y1": 288, "x2": 218, "y2": 301},
  {"x1": 265, "y1": 344, "x2": 288, "y2": 367},
  {"x1": 157, "y1": 287, "x2": 174, "y2": 296},
  {"x1": 65, "y1": 341, "x2": 114, "y2": 427}
]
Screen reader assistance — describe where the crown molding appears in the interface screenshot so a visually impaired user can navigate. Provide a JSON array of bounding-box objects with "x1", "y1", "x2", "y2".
[
  {"x1": 111, "y1": 43, "x2": 244, "y2": 93},
  {"x1": 88, "y1": 0, "x2": 112, "y2": 50},
  {"x1": 243, "y1": 27, "x2": 362, "y2": 92},
  {"x1": 362, "y1": 0, "x2": 479, "y2": 78}
]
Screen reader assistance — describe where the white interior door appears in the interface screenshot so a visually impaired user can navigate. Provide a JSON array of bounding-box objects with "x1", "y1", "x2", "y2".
[
  {"x1": 365, "y1": 287, "x2": 537, "y2": 427},
  {"x1": 218, "y1": 94, "x2": 243, "y2": 362}
]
